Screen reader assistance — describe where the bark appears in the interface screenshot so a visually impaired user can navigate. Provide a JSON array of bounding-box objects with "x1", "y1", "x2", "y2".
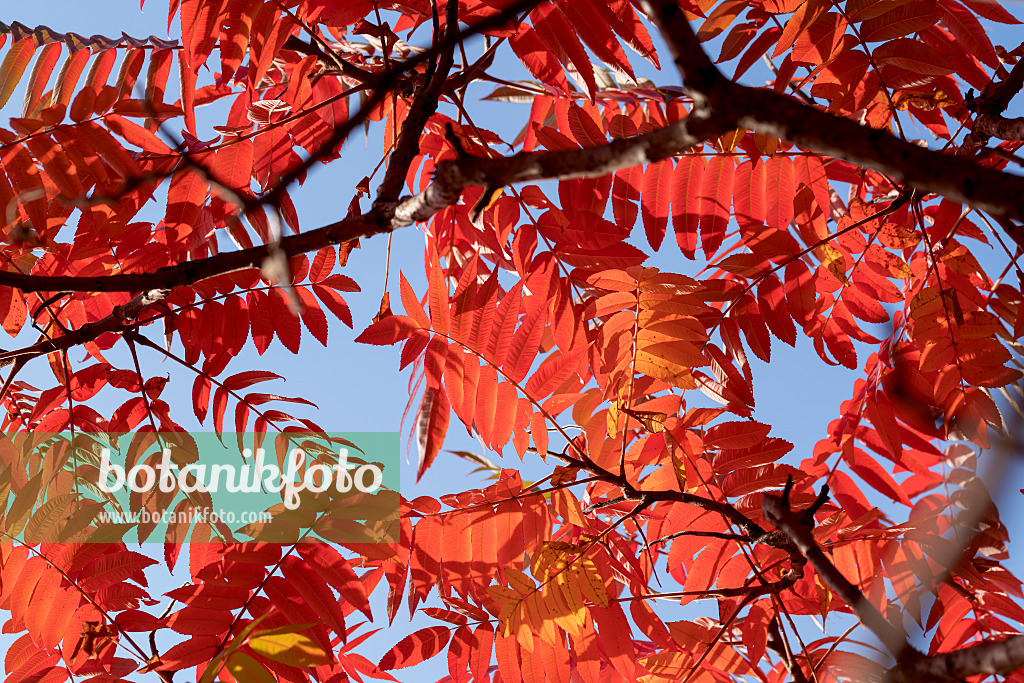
[{"x1": 640, "y1": 0, "x2": 1024, "y2": 236}]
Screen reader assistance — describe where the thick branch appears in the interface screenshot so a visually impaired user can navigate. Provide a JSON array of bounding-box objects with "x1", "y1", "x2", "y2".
[
  {"x1": 763, "y1": 486, "x2": 1024, "y2": 681},
  {"x1": 978, "y1": 58, "x2": 1024, "y2": 116},
  {"x1": 0, "y1": 289, "x2": 170, "y2": 367},
  {"x1": 0, "y1": 112, "x2": 722, "y2": 294},
  {"x1": 972, "y1": 114, "x2": 1024, "y2": 142},
  {"x1": 762, "y1": 489, "x2": 913, "y2": 661},
  {"x1": 394, "y1": 112, "x2": 724, "y2": 224},
  {"x1": 640, "y1": 0, "x2": 1024, "y2": 233},
  {"x1": 373, "y1": 0, "x2": 459, "y2": 205},
  {"x1": 890, "y1": 635, "x2": 1024, "y2": 683},
  {"x1": 964, "y1": 58, "x2": 1024, "y2": 149},
  {"x1": 0, "y1": 213, "x2": 383, "y2": 293}
]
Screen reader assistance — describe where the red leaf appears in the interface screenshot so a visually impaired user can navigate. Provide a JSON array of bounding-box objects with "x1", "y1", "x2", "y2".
[
  {"x1": 504, "y1": 305, "x2": 546, "y2": 383},
  {"x1": 427, "y1": 247, "x2": 450, "y2": 336},
  {"x1": 313, "y1": 284, "x2": 353, "y2": 327},
  {"x1": 416, "y1": 388, "x2": 450, "y2": 482},
  {"x1": 641, "y1": 159, "x2": 672, "y2": 251},
  {"x1": 105, "y1": 114, "x2": 174, "y2": 154},
  {"x1": 723, "y1": 464, "x2": 804, "y2": 496},
  {"x1": 531, "y1": 3, "x2": 598, "y2": 100},
  {"x1": 247, "y1": 290, "x2": 274, "y2": 354},
  {"x1": 860, "y1": 3, "x2": 942, "y2": 42},
  {"x1": 697, "y1": 0, "x2": 746, "y2": 41},
  {"x1": 698, "y1": 156, "x2": 735, "y2": 257},
  {"x1": 672, "y1": 156, "x2": 705, "y2": 259},
  {"x1": 400, "y1": 272, "x2": 430, "y2": 328},
  {"x1": 52, "y1": 48, "x2": 91, "y2": 110},
  {"x1": 192, "y1": 375, "x2": 211, "y2": 424},
  {"x1": 380, "y1": 626, "x2": 451, "y2": 671},
  {"x1": 270, "y1": 289, "x2": 301, "y2": 353},
  {"x1": 765, "y1": 156, "x2": 795, "y2": 231},
  {"x1": 557, "y1": 0, "x2": 635, "y2": 81},
  {"x1": 845, "y1": 447, "x2": 913, "y2": 506},
  {"x1": 23, "y1": 42, "x2": 62, "y2": 116},
  {"x1": 355, "y1": 315, "x2": 421, "y2": 346},
  {"x1": 612, "y1": 164, "x2": 641, "y2": 233},
  {"x1": 297, "y1": 286, "x2": 329, "y2": 346},
  {"x1": 309, "y1": 247, "x2": 336, "y2": 283},
  {"x1": 524, "y1": 347, "x2": 585, "y2": 399},
  {"x1": 873, "y1": 38, "x2": 954, "y2": 76},
  {"x1": 735, "y1": 26, "x2": 783, "y2": 80},
  {"x1": 960, "y1": 0, "x2": 1021, "y2": 23},
  {"x1": 69, "y1": 363, "x2": 110, "y2": 402},
  {"x1": 211, "y1": 138, "x2": 254, "y2": 189},
  {"x1": 938, "y1": 0, "x2": 999, "y2": 68},
  {"x1": 509, "y1": 25, "x2": 571, "y2": 94},
  {"x1": 220, "y1": 370, "x2": 282, "y2": 392},
  {"x1": 165, "y1": 169, "x2": 208, "y2": 245},
  {"x1": 592, "y1": 604, "x2": 635, "y2": 680},
  {"x1": 486, "y1": 282, "x2": 523, "y2": 367},
  {"x1": 705, "y1": 420, "x2": 772, "y2": 449},
  {"x1": 566, "y1": 103, "x2": 607, "y2": 147}
]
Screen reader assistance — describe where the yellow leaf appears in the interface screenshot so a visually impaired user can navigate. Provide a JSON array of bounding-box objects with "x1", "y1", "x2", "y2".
[
  {"x1": 637, "y1": 339, "x2": 705, "y2": 367},
  {"x1": 818, "y1": 243, "x2": 847, "y2": 283},
  {"x1": 624, "y1": 408, "x2": 667, "y2": 433},
  {"x1": 815, "y1": 573, "x2": 833, "y2": 616},
  {"x1": 527, "y1": 591, "x2": 562, "y2": 647},
  {"x1": 488, "y1": 585, "x2": 522, "y2": 607},
  {"x1": 754, "y1": 132, "x2": 779, "y2": 156},
  {"x1": 248, "y1": 633, "x2": 332, "y2": 667},
  {"x1": 545, "y1": 580, "x2": 585, "y2": 636},
  {"x1": 512, "y1": 594, "x2": 535, "y2": 652},
  {"x1": 4, "y1": 471, "x2": 43, "y2": 538},
  {"x1": 0, "y1": 38, "x2": 37, "y2": 110},
  {"x1": 572, "y1": 557, "x2": 609, "y2": 608},
  {"x1": 226, "y1": 652, "x2": 276, "y2": 683},
  {"x1": 607, "y1": 400, "x2": 623, "y2": 438},
  {"x1": 551, "y1": 466, "x2": 578, "y2": 486},
  {"x1": 894, "y1": 89, "x2": 951, "y2": 111},
  {"x1": 639, "y1": 318, "x2": 708, "y2": 344},
  {"x1": 23, "y1": 493, "x2": 76, "y2": 544},
  {"x1": 505, "y1": 567, "x2": 535, "y2": 595}
]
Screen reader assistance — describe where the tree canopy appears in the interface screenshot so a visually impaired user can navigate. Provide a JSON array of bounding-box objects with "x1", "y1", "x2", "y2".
[{"x1": 1, "y1": 0, "x2": 1024, "y2": 681}]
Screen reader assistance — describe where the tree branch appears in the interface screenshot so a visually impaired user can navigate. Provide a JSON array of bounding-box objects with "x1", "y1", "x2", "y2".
[
  {"x1": 254, "y1": 0, "x2": 540, "y2": 213},
  {"x1": 373, "y1": 0, "x2": 459, "y2": 205},
  {"x1": 762, "y1": 481, "x2": 913, "y2": 662},
  {"x1": 640, "y1": 0, "x2": 1024, "y2": 234},
  {"x1": 890, "y1": 635, "x2": 1024, "y2": 683},
  {"x1": 763, "y1": 479, "x2": 1024, "y2": 682},
  {"x1": 767, "y1": 612, "x2": 811, "y2": 683},
  {"x1": 972, "y1": 113, "x2": 1024, "y2": 142},
  {"x1": 0, "y1": 110, "x2": 723, "y2": 294},
  {"x1": 0, "y1": 289, "x2": 170, "y2": 367},
  {"x1": 965, "y1": 58, "x2": 1024, "y2": 149}
]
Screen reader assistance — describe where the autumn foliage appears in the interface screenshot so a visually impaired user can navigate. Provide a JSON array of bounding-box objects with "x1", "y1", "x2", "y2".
[{"x1": 2, "y1": 0, "x2": 1024, "y2": 681}]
